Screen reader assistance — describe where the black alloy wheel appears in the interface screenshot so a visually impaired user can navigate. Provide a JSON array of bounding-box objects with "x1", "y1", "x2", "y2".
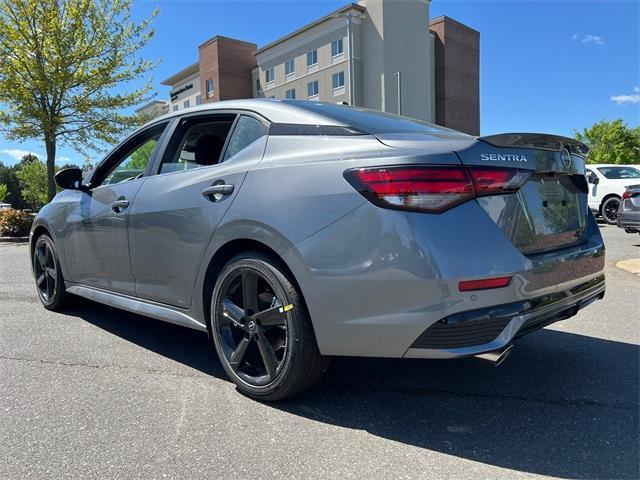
[
  {"x1": 33, "y1": 235, "x2": 69, "y2": 310},
  {"x1": 211, "y1": 253, "x2": 329, "y2": 400},
  {"x1": 601, "y1": 197, "x2": 620, "y2": 225}
]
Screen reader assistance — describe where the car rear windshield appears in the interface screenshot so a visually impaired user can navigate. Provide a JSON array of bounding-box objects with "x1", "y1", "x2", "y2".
[
  {"x1": 284, "y1": 100, "x2": 469, "y2": 136},
  {"x1": 597, "y1": 167, "x2": 640, "y2": 179}
]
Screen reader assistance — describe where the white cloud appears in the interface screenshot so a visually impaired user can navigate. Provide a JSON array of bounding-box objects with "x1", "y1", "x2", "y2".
[
  {"x1": 611, "y1": 86, "x2": 640, "y2": 105},
  {"x1": 572, "y1": 34, "x2": 604, "y2": 45},
  {"x1": 582, "y1": 35, "x2": 604, "y2": 45},
  {"x1": 1, "y1": 149, "x2": 43, "y2": 161}
]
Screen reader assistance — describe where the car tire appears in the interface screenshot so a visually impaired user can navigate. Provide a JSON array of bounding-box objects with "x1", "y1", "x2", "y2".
[
  {"x1": 33, "y1": 234, "x2": 71, "y2": 311},
  {"x1": 601, "y1": 196, "x2": 620, "y2": 225},
  {"x1": 210, "y1": 252, "x2": 330, "y2": 401}
]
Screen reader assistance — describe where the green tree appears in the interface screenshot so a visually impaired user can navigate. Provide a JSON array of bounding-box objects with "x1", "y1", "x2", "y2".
[
  {"x1": 0, "y1": 183, "x2": 8, "y2": 201},
  {"x1": 575, "y1": 119, "x2": 640, "y2": 165},
  {"x1": 81, "y1": 158, "x2": 94, "y2": 173},
  {"x1": 127, "y1": 139, "x2": 156, "y2": 170},
  {"x1": 15, "y1": 158, "x2": 48, "y2": 210},
  {"x1": 0, "y1": 161, "x2": 24, "y2": 209},
  {"x1": 17, "y1": 153, "x2": 39, "y2": 166},
  {"x1": 0, "y1": 0, "x2": 158, "y2": 202}
]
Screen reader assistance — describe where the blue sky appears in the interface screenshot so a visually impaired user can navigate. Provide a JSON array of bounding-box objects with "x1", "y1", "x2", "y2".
[{"x1": 1, "y1": 0, "x2": 638, "y2": 166}]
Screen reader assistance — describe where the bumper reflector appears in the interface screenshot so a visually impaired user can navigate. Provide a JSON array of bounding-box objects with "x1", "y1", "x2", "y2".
[{"x1": 458, "y1": 276, "x2": 512, "y2": 292}]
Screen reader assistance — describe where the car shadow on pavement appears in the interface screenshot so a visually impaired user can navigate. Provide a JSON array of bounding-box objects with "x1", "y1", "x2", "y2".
[
  {"x1": 64, "y1": 298, "x2": 226, "y2": 379},
  {"x1": 67, "y1": 299, "x2": 639, "y2": 479}
]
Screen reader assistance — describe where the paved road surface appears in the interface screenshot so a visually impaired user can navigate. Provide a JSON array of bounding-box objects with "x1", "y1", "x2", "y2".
[{"x1": 1, "y1": 224, "x2": 638, "y2": 479}]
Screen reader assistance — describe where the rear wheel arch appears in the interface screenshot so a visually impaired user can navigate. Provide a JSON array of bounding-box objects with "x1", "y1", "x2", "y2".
[{"x1": 201, "y1": 239, "x2": 308, "y2": 333}]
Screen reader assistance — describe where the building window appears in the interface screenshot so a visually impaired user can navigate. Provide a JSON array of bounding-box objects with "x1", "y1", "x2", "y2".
[
  {"x1": 172, "y1": 105, "x2": 178, "y2": 112},
  {"x1": 307, "y1": 50, "x2": 318, "y2": 67},
  {"x1": 331, "y1": 38, "x2": 344, "y2": 57},
  {"x1": 285, "y1": 89, "x2": 296, "y2": 99},
  {"x1": 183, "y1": 99, "x2": 190, "y2": 109},
  {"x1": 206, "y1": 79, "x2": 214, "y2": 98},
  {"x1": 307, "y1": 80, "x2": 319, "y2": 98},
  {"x1": 255, "y1": 78, "x2": 261, "y2": 93},
  {"x1": 284, "y1": 59, "x2": 295, "y2": 76},
  {"x1": 332, "y1": 71, "x2": 345, "y2": 90},
  {"x1": 196, "y1": 95, "x2": 201, "y2": 105},
  {"x1": 265, "y1": 68, "x2": 274, "y2": 84}
]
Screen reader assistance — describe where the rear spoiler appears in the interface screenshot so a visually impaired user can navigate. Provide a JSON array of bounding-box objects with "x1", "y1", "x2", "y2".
[{"x1": 479, "y1": 133, "x2": 589, "y2": 158}]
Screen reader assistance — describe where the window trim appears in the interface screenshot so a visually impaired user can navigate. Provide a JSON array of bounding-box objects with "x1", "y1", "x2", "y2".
[
  {"x1": 206, "y1": 79, "x2": 215, "y2": 98},
  {"x1": 331, "y1": 38, "x2": 344, "y2": 58},
  {"x1": 332, "y1": 71, "x2": 345, "y2": 90},
  {"x1": 265, "y1": 67, "x2": 275, "y2": 85},
  {"x1": 306, "y1": 50, "x2": 318, "y2": 68},
  {"x1": 307, "y1": 80, "x2": 319, "y2": 98},
  {"x1": 284, "y1": 59, "x2": 295, "y2": 77}
]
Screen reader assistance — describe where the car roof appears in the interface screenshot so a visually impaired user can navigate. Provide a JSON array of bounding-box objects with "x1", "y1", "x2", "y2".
[
  {"x1": 149, "y1": 98, "x2": 348, "y2": 127},
  {"x1": 143, "y1": 98, "x2": 466, "y2": 139}
]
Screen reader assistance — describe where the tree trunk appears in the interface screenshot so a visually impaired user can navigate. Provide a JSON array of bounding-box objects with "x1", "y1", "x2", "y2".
[{"x1": 45, "y1": 136, "x2": 56, "y2": 202}]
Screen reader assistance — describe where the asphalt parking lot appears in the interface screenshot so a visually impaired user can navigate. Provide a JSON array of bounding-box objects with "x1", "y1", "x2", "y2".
[{"x1": 1, "y1": 224, "x2": 638, "y2": 480}]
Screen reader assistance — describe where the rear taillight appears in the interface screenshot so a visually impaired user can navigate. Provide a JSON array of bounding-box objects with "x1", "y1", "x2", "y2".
[
  {"x1": 622, "y1": 190, "x2": 632, "y2": 199},
  {"x1": 344, "y1": 165, "x2": 531, "y2": 213}
]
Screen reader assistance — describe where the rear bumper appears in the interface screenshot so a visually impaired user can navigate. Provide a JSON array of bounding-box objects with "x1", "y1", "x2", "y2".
[
  {"x1": 617, "y1": 212, "x2": 640, "y2": 231},
  {"x1": 405, "y1": 276, "x2": 605, "y2": 359},
  {"x1": 288, "y1": 201, "x2": 606, "y2": 358}
]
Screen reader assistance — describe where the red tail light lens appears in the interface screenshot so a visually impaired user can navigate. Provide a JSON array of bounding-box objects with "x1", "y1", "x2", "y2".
[
  {"x1": 344, "y1": 165, "x2": 530, "y2": 213},
  {"x1": 622, "y1": 190, "x2": 631, "y2": 199}
]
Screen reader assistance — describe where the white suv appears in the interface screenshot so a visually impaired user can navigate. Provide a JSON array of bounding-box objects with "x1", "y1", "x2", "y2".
[{"x1": 585, "y1": 164, "x2": 640, "y2": 224}]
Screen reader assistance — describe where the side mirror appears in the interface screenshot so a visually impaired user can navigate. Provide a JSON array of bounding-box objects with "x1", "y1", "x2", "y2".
[
  {"x1": 55, "y1": 168, "x2": 86, "y2": 191},
  {"x1": 586, "y1": 172, "x2": 599, "y2": 185}
]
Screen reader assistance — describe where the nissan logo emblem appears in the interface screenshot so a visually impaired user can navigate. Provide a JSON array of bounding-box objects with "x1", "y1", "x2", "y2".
[{"x1": 561, "y1": 147, "x2": 572, "y2": 169}]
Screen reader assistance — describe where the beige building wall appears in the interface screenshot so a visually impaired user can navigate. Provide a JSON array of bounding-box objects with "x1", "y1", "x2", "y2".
[
  {"x1": 168, "y1": 71, "x2": 201, "y2": 112},
  {"x1": 254, "y1": 1, "x2": 435, "y2": 123},
  {"x1": 359, "y1": 0, "x2": 435, "y2": 120},
  {"x1": 254, "y1": 12, "x2": 363, "y2": 105}
]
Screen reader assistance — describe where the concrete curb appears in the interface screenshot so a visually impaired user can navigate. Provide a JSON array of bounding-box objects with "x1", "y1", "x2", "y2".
[
  {"x1": 616, "y1": 258, "x2": 640, "y2": 276},
  {"x1": 0, "y1": 236, "x2": 29, "y2": 243}
]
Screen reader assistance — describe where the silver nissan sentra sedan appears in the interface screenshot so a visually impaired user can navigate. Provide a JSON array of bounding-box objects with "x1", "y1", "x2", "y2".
[{"x1": 31, "y1": 99, "x2": 605, "y2": 400}]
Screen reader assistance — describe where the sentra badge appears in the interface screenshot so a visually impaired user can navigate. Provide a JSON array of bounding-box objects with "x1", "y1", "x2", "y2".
[{"x1": 480, "y1": 153, "x2": 528, "y2": 162}]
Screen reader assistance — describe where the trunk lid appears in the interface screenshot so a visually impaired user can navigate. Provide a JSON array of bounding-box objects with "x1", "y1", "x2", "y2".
[
  {"x1": 457, "y1": 133, "x2": 590, "y2": 255},
  {"x1": 375, "y1": 132, "x2": 591, "y2": 255}
]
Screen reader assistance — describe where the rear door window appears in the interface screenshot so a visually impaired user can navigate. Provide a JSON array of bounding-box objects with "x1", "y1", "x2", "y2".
[{"x1": 158, "y1": 114, "x2": 236, "y2": 175}]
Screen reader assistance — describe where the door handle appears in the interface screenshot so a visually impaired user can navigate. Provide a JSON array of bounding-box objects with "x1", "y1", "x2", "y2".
[
  {"x1": 111, "y1": 198, "x2": 130, "y2": 212},
  {"x1": 202, "y1": 184, "x2": 234, "y2": 201}
]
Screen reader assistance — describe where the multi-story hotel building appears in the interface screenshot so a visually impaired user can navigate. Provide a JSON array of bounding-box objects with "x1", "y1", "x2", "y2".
[{"x1": 141, "y1": 0, "x2": 480, "y2": 135}]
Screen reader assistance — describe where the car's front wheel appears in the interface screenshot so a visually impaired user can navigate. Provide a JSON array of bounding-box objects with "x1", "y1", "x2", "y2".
[
  {"x1": 33, "y1": 234, "x2": 70, "y2": 311},
  {"x1": 210, "y1": 252, "x2": 329, "y2": 401},
  {"x1": 601, "y1": 196, "x2": 620, "y2": 225}
]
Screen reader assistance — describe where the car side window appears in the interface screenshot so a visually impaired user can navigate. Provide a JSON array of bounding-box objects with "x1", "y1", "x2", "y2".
[
  {"x1": 159, "y1": 115, "x2": 236, "y2": 175},
  {"x1": 96, "y1": 123, "x2": 167, "y2": 187},
  {"x1": 222, "y1": 115, "x2": 267, "y2": 162}
]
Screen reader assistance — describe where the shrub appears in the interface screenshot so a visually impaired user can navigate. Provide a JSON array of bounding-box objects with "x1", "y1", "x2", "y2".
[{"x1": 0, "y1": 208, "x2": 33, "y2": 237}]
